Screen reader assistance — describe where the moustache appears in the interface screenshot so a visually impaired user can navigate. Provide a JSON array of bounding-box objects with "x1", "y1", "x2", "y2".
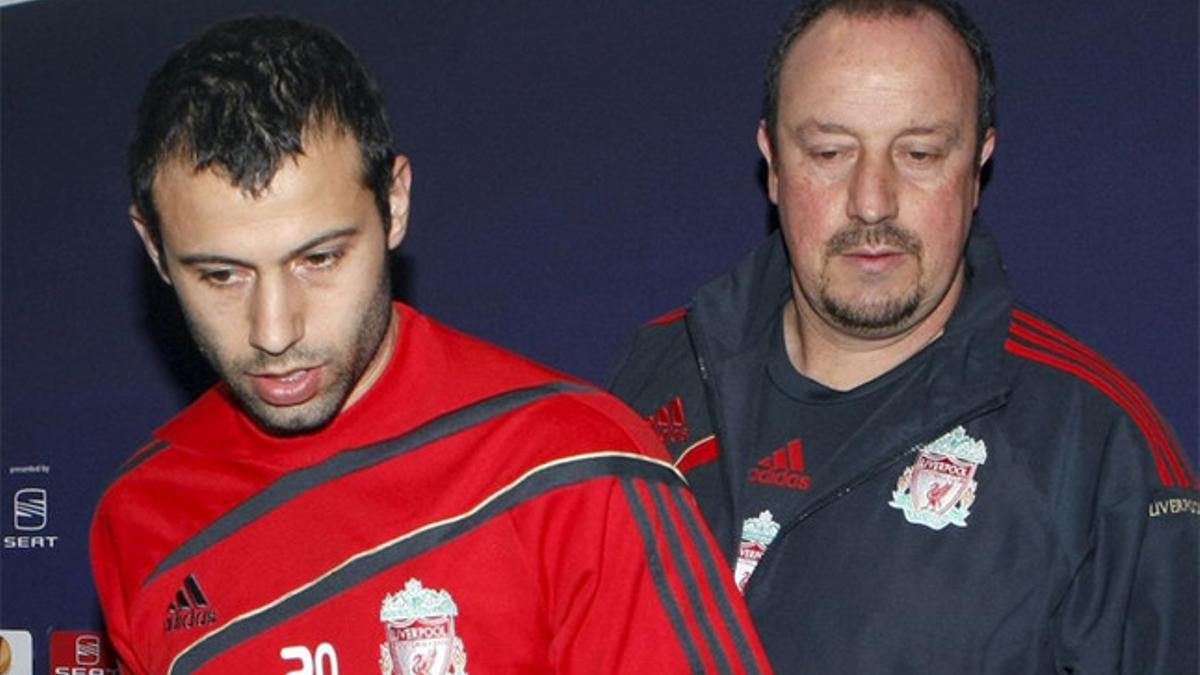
[
  {"x1": 826, "y1": 222, "x2": 922, "y2": 256},
  {"x1": 238, "y1": 349, "x2": 325, "y2": 374}
]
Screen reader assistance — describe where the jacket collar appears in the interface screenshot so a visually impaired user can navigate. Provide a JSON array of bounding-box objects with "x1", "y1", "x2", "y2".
[{"x1": 687, "y1": 222, "x2": 1015, "y2": 385}]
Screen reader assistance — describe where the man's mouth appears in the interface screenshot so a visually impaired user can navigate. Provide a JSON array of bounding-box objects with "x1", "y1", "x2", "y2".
[
  {"x1": 249, "y1": 367, "x2": 323, "y2": 406},
  {"x1": 841, "y1": 247, "x2": 908, "y2": 272}
]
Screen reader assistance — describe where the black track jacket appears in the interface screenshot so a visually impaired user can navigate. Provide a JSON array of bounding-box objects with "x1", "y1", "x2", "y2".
[{"x1": 609, "y1": 226, "x2": 1199, "y2": 673}]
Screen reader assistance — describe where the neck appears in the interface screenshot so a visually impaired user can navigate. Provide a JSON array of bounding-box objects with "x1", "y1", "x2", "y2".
[{"x1": 783, "y1": 274, "x2": 962, "y2": 391}]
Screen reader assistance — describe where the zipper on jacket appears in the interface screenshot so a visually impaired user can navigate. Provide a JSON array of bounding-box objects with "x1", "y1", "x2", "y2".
[{"x1": 685, "y1": 311, "x2": 745, "y2": 556}]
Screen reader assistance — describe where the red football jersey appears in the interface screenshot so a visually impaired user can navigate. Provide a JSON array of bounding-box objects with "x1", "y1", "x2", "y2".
[{"x1": 91, "y1": 303, "x2": 770, "y2": 674}]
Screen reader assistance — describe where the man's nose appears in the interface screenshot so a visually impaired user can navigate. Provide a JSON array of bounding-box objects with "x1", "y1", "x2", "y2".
[
  {"x1": 248, "y1": 274, "x2": 304, "y2": 356},
  {"x1": 846, "y1": 152, "x2": 899, "y2": 225}
]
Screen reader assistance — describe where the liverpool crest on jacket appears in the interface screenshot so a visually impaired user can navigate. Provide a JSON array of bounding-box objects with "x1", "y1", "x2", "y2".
[
  {"x1": 735, "y1": 510, "x2": 780, "y2": 592},
  {"x1": 379, "y1": 579, "x2": 469, "y2": 675},
  {"x1": 888, "y1": 426, "x2": 987, "y2": 531}
]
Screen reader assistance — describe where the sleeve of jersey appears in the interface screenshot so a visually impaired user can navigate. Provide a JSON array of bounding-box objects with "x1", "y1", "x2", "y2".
[
  {"x1": 506, "y1": 475, "x2": 772, "y2": 674},
  {"x1": 89, "y1": 499, "x2": 152, "y2": 675},
  {"x1": 1052, "y1": 418, "x2": 1199, "y2": 673}
]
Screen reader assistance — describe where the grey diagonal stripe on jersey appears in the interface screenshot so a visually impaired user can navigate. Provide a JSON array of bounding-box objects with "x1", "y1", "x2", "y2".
[
  {"x1": 646, "y1": 480, "x2": 734, "y2": 675},
  {"x1": 170, "y1": 454, "x2": 683, "y2": 674},
  {"x1": 113, "y1": 439, "x2": 170, "y2": 482},
  {"x1": 619, "y1": 478, "x2": 707, "y2": 674},
  {"x1": 147, "y1": 380, "x2": 594, "y2": 584},
  {"x1": 666, "y1": 485, "x2": 761, "y2": 675}
]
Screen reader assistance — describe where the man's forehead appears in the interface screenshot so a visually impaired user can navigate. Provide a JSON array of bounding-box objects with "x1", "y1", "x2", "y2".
[
  {"x1": 777, "y1": 9, "x2": 979, "y2": 128},
  {"x1": 150, "y1": 155, "x2": 285, "y2": 231},
  {"x1": 786, "y1": 9, "x2": 974, "y2": 80}
]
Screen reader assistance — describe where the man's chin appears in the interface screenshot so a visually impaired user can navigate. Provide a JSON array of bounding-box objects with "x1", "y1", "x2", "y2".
[
  {"x1": 238, "y1": 393, "x2": 343, "y2": 437},
  {"x1": 820, "y1": 292, "x2": 922, "y2": 338}
]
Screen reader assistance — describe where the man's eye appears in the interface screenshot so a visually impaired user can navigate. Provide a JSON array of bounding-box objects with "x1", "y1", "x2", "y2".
[
  {"x1": 811, "y1": 149, "x2": 841, "y2": 161},
  {"x1": 303, "y1": 249, "x2": 344, "y2": 270},
  {"x1": 199, "y1": 268, "x2": 238, "y2": 286},
  {"x1": 903, "y1": 149, "x2": 941, "y2": 164}
]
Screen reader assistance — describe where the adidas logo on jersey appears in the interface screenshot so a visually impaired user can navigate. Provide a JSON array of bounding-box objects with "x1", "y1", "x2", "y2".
[
  {"x1": 646, "y1": 396, "x2": 689, "y2": 443},
  {"x1": 164, "y1": 573, "x2": 218, "y2": 632},
  {"x1": 749, "y1": 439, "x2": 812, "y2": 490}
]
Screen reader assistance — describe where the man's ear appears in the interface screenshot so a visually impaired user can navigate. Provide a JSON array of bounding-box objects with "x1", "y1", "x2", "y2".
[
  {"x1": 130, "y1": 206, "x2": 171, "y2": 284},
  {"x1": 756, "y1": 120, "x2": 780, "y2": 205},
  {"x1": 973, "y1": 127, "x2": 997, "y2": 208},
  {"x1": 385, "y1": 155, "x2": 412, "y2": 250}
]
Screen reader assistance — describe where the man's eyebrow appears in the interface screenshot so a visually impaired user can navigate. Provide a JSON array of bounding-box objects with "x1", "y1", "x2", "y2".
[
  {"x1": 790, "y1": 120, "x2": 855, "y2": 139},
  {"x1": 788, "y1": 120, "x2": 962, "y2": 141},
  {"x1": 897, "y1": 125, "x2": 961, "y2": 142},
  {"x1": 177, "y1": 252, "x2": 248, "y2": 267},
  {"x1": 175, "y1": 227, "x2": 359, "y2": 268},
  {"x1": 284, "y1": 227, "x2": 357, "y2": 260}
]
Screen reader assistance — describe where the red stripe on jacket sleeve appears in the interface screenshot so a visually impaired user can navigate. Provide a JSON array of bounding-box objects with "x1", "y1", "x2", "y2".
[
  {"x1": 1010, "y1": 310, "x2": 1197, "y2": 489},
  {"x1": 1005, "y1": 319, "x2": 1193, "y2": 489},
  {"x1": 648, "y1": 307, "x2": 688, "y2": 326}
]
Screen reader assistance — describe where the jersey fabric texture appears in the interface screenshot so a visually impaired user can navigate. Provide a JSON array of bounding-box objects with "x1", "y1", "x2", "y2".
[
  {"x1": 609, "y1": 227, "x2": 1200, "y2": 674},
  {"x1": 91, "y1": 302, "x2": 771, "y2": 675}
]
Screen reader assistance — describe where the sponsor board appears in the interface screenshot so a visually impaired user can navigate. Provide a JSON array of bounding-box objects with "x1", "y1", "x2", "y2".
[
  {"x1": 0, "y1": 629, "x2": 33, "y2": 675},
  {"x1": 49, "y1": 630, "x2": 117, "y2": 675},
  {"x1": 5, "y1": 481, "x2": 58, "y2": 550}
]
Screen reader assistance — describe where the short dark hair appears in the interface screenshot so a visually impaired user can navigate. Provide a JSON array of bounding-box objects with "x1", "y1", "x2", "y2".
[
  {"x1": 763, "y1": 0, "x2": 996, "y2": 154},
  {"x1": 129, "y1": 15, "x2": 395, "y2": 246}
]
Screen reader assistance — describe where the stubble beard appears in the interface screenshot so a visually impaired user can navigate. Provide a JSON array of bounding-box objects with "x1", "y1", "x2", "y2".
[
  {"x1": 184, "y1": 268, "x2": 394, "y2": 436},
  {"x1": 818, "y1": 222, "x2": 924, "y2": 337}
]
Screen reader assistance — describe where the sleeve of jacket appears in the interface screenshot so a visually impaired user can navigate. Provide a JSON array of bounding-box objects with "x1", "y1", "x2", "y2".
[
  {"x1": 506, "y1": 470, "x2": 771, "y2": 674},
  {"x1": 1053, "y1": 415, "x2": 1199, "y2": 674}
]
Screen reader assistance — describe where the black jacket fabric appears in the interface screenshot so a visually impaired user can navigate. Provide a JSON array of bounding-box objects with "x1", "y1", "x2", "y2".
[{"x1": 610, "y1": 226, "x2": 1199, "y2": 673}]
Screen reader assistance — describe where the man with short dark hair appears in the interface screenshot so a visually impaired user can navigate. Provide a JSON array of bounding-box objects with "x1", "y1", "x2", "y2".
[
  {"x1": 91, "y1": 16, "x2": 770, "y2": 674},
  {"x1": 610, "y1": 1, "x2": 1199, "y2": 671}
]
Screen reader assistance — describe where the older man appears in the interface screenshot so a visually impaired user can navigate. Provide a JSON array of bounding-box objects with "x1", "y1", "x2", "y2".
[{"x1": 610, "y1": 0, "x2": 1199, "y2": 672}]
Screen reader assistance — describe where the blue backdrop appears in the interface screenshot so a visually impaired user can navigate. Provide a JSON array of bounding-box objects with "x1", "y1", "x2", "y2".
[{"x1": 2, "y1": 1, "x2": 1196, "y2": 671}]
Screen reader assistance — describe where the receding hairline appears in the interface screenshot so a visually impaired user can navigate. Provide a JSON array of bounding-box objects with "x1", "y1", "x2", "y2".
[
  {"x1": 771, "y1": 7, "x2": 985, "y2": 152},
  {"x1": 147, "y1": 121, "x2": 370, "y2": 206},
  {"x1": 787, "y1": 8, "x2": 979, "y2": 87}
]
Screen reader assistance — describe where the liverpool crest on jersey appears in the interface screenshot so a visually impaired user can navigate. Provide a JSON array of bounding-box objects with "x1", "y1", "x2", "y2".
[
  {"x1": 734, "y1": 510, "x2": 781, "y2": 592},
  {"x1": 379, "y1": 579, "x2": 469, "y2": 675},
  {"x1": 888, "y1": 426, "x2": 987, "y2": 531}
]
